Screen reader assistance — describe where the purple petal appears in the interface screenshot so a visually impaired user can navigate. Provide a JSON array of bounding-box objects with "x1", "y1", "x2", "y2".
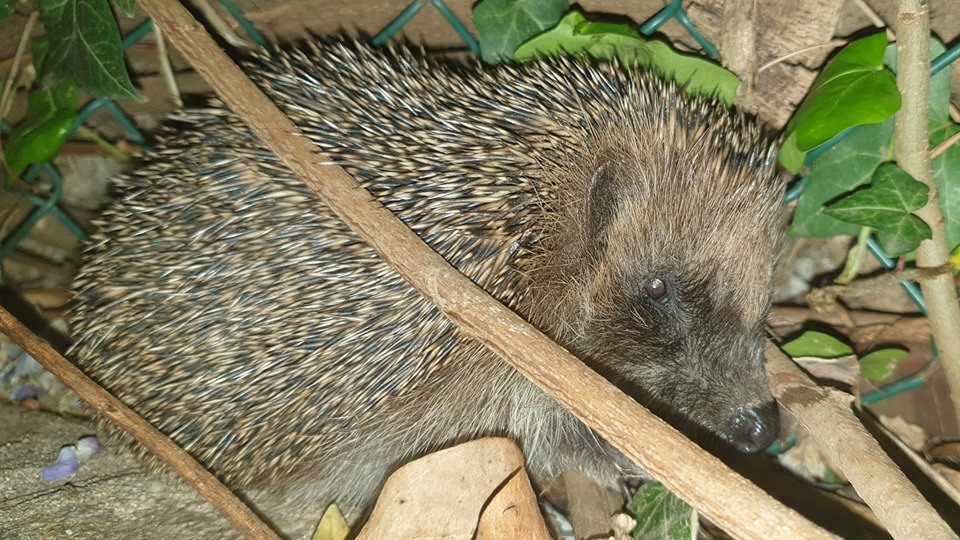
[
  {"x1": 41, "y1": 446, "x2": 79, "y2": 483},
  {"x1": 76, "y1": 437, "x2": 101, "y2": 460},
  {"x1": 13, "y1": 385, "x2": 37, "y2": 402}
]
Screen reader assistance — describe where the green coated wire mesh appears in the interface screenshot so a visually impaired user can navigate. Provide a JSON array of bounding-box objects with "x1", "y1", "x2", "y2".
[{"x1": 0, "y1": 20, "x2": 153, "y2": 261}]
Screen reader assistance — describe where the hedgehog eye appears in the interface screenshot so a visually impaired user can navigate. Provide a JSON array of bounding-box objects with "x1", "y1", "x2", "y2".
[{"x1": 644, "y1": 278, "x2": 667, "y2": 302}]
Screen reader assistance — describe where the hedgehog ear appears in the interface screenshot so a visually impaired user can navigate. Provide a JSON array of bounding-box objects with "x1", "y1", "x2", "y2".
[{"x1": 586, "y1": 161, "x2": 620, "y2": 253}]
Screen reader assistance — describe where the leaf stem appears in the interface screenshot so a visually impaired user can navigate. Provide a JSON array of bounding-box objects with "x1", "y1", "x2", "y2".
[
  {"x1": 75, "y1": 126, "x2": 130, "y2": 161},
  {"x1": 834, "y1": 227, "x2": 871, "y2": 285}
]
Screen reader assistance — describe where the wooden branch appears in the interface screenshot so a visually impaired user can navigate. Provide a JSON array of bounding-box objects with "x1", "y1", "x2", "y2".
[
  {"x1": 807, "y1": 264, "x2": 952, "y2": 312},
  {"x1": 0, "y1": 11, "x2": 36, "y2": 120},
  {"x1": 765, "y1": 343, "x2": 956, "y2": 539},
  {"x1": 0, "y1": 307, "x2": 280, "y2": 540},
  {"x1": 720, "y1": 0, "x2": 759, "y2": 96},
  {"x1": 770, "y1": 306, "x2": 910, "y2": 330},
  {"x1": 894, "y1": 0, "x2": 960, "y2": 431},
  {"x1": 118, "y1": 0, "x2": 832, "y2": 537}
]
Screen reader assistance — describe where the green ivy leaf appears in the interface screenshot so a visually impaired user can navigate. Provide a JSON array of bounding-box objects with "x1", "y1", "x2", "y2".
[
  {"x1": 31, "y1": 34, "x2": 61, "y2": 79},
  {"x1": 628, "y1": 482, "x2": 692, "y2": 540},
  {"x1": 778, "y1": 131, "x2": 805, "y2": 175},
  {"x1": 3, "y1": 80, "x2": 79, "y2": 178},
  {"x1": 513, "y1": 11, "x2": 635, "y2": 62},
  {"x1": 576, "y1": 20, "x2": 639, "y2": 38},
  {"x1": 951, "y1": 244, "x2": 960, "y2": 272},
  {"x1": 111, "y1": 0, "x2": 136, "y2": 17},
  {"x1": 513, "y1": 11, "x2": 738, "y2": 104},
  {"x1": 786, "y1": 33, "x2": 900, "y2": 153},
  {"x1": 790, "y1": 118, "x2": 894, "y2": 238},
  {"x1": 824, "y1": 163, "x2": 928, "y2": 221},
  {"x1": 781, "y1": 331, "x2": 853, "y2": 359},
  {"x1": 871, "y1": 222, "x2": 928, "y2": 258},
  {"x1": 860, "y1": 348, "x2": 909, "y2": 383},
  {"x1": 824, "y1": 163, "x2": 931, "y2": 256},
  {"x1": 916, "y1": 38, "x2": 960, "y2": 252},
  {"x1": 0, "y1": 0, "x2": 15, "y2": 21},
  {"x1": 38, "y1": 0, "x2": 138, "y2": 100},
  {"x1": 933, "y1": 122, "x2": 960, "y2": 251},
  {"x1": 792, "y1": 37, "x2": 956, "y2": 245},
  {"x1": 472, "y1": 0, "x2": 567, "y2": 65}
]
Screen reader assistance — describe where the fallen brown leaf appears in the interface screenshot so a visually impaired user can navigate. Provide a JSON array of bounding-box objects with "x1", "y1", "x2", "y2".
[{"x1": 357, "y1": 437, "x2": 549, "y2": 539}]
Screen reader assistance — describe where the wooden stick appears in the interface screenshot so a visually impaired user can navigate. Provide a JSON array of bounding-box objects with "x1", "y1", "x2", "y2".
[
  {"x1": 894, "y1": 0, "x2": 960, "y2": 433},
  {"x1": 766, "y1": 343, "x2": 956, "y2": 538},
  {"x1": 0, "y1": 307, "x2": 280, "y2": 539}
]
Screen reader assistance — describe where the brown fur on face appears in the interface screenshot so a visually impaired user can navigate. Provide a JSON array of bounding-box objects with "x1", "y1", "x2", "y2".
[{"x1": 527, "y1": 110, "x2": 786, "y2": 447}]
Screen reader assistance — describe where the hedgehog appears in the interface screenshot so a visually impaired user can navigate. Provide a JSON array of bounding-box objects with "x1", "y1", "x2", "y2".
[{"x1": 68, "y1": 40, "x2": 786, "y2": 525}]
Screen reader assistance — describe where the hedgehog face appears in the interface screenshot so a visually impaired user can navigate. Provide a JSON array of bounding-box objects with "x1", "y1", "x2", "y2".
[
  {"x1": 580, "y1": 256, "x2": 780, "y2": 453},
  {"x1": 541, "y1": 132, "x2": 785, "y2": 453}
]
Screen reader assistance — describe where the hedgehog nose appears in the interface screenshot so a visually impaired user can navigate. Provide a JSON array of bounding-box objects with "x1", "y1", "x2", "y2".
[{"x1": 728, "y1": 401, "x2": 779, "y2": 453}]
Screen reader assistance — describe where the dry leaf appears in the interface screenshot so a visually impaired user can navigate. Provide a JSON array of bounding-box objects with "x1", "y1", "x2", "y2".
[
  {"x1": 544, "y1": 470, "x2": 622, "y2": 538},
  {"x1": 312, "y1": 504, "x2": 350, "y2": 540},
  {"x1": 356, "y1": 437, "x2": 548, "y2": 539},
  {"x1": 777, "y1": 433, "x2": 847, "y2": 485},
  {"x1": 879, "y1": 415, "x2": 927, "y2": 452},
  {"x1": 793, "y1": 354, "x2": 860, "y2": 386},
  {"x1": 926, "y1": 440, "x2": 960, "y2": 467},
  {"x1": 476, "y1": 467, "x2": 550, "y2": 539}
]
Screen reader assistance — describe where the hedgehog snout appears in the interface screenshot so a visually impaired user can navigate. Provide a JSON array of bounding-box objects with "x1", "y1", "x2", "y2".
[{"x1": 727, "y1": 401, "x2": 779, "y2": 453}]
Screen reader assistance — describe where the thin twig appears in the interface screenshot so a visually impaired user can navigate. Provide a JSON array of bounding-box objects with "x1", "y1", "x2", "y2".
[
  {"x1": 0, "y1": 11, "x2": 37, "y2": 121},
  {"x1": 153, "y1": 25, "x2": 183, "y2": 109},
  {"x1": 806, "y1": 264, "x2": 951, "y2": 329},
  {"x1": 931, "y1": 129, "x2": 960, "y2": 159},
  {"x1": 76, "y1": 126, "x2": 132, "y2": 161},
  {"x1": 186, "y1": 0, "x2": 250, "y2": 48},
  {"x1": 850, "y1": 0, "x2": 896, "y2": 40},
  {"x1": 811, "y1": 263, "x2": 953, "y2": 305},
  {"x1": 757, "y1": 40, "x2": 848, "y2": 74},
  {"x1": 0, "y1": 307, "x2": 281, "y2": 539},
  {"x1": 0, "y1": 11, "x2": 37, "y2": 179},
  {"x1": 873, "y1": 417, "x2": 960, "y2": 508},
  {"x1": 0, "y1": 53, "x2": 34, "y2": 79},
  {"x1": 851, "y1": 0, "x2": 888, "y2": 28}
]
